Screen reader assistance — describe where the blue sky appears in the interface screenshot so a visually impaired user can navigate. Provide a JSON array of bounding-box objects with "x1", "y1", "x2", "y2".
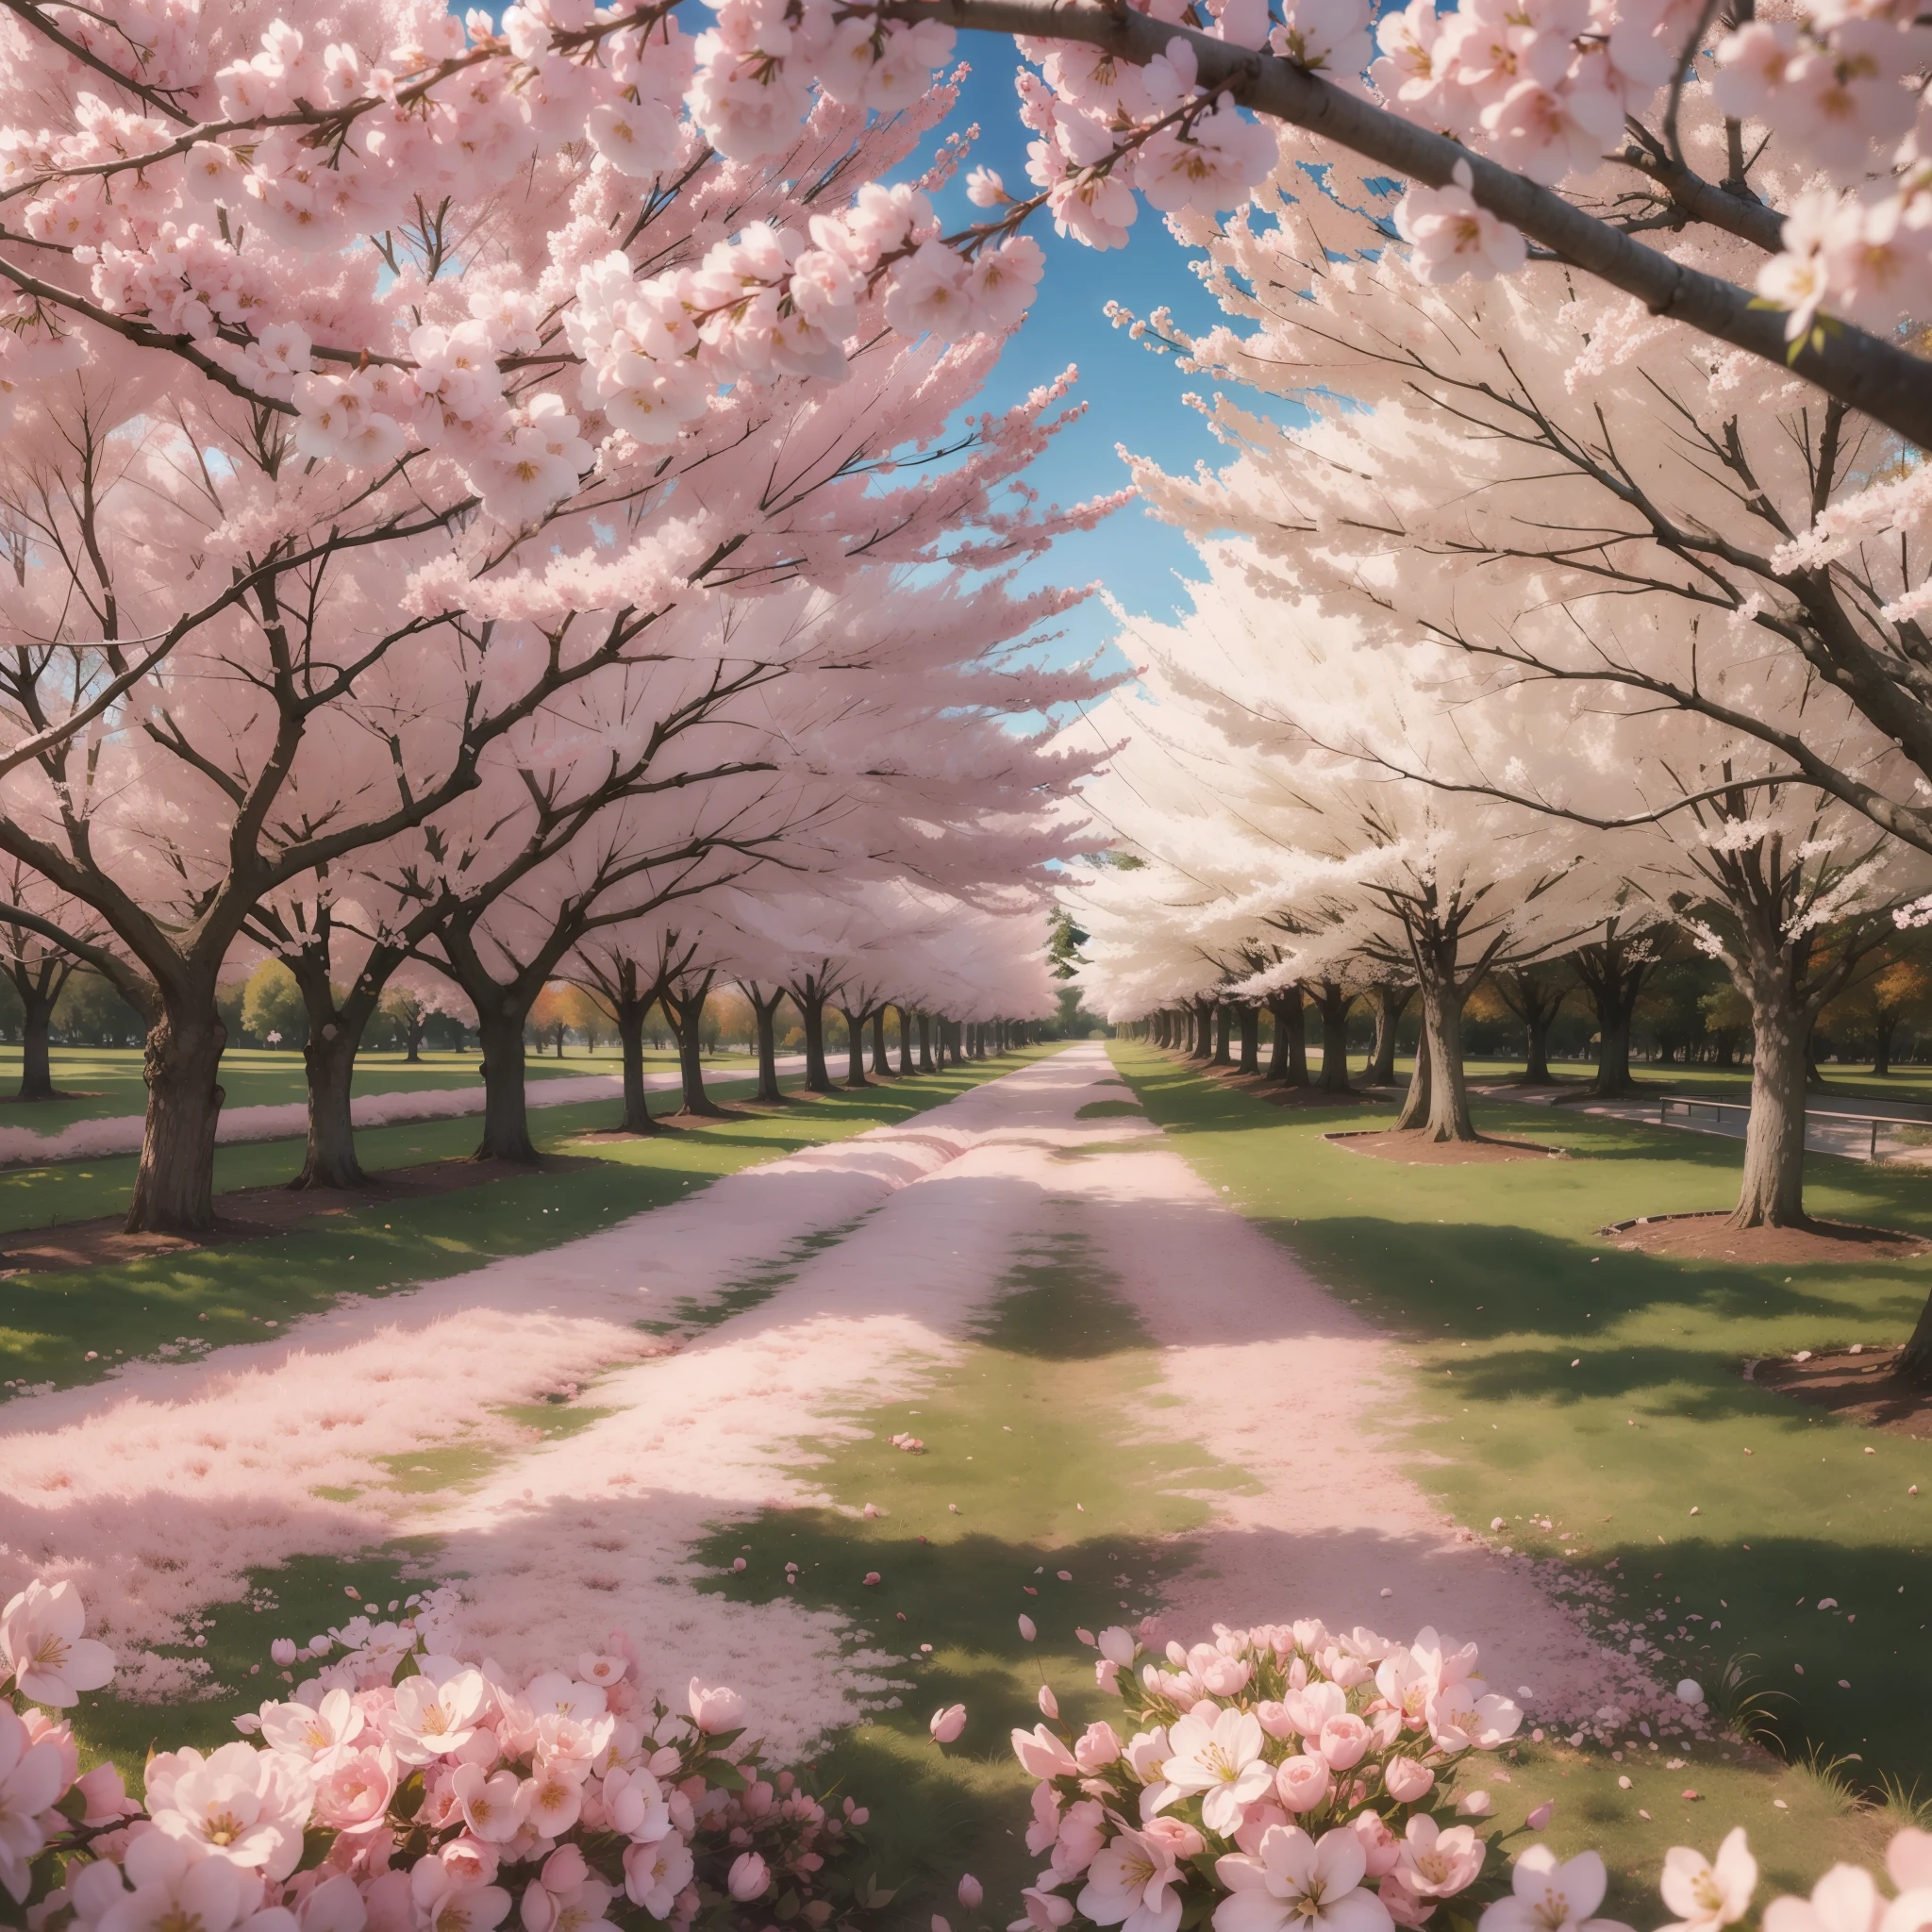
[{"x1": 916, "y1": 53, "x2": 1244, "y2": 675}]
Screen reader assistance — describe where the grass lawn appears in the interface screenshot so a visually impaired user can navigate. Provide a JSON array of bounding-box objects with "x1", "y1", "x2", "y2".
[
  {"x1": 1436, "y1": 1053, "x2": 1932, "y2": 1110},
  {"x1": 1105, "y1": 1042, "x2": 1932, "y2": 1899},
  {"x1": 0, "y1": 1043, "x2": 757, "y2": 1135}
]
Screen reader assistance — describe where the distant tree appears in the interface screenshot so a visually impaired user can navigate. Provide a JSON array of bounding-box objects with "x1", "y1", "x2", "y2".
[{"x1": 242, "y1": 961, "x2": 308, "y2": 1051}]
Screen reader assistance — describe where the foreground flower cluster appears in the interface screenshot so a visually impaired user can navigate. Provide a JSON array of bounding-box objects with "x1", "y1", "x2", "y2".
[
  {"x1": 1003, "y1": 1618, "x2": 1524, "y2": 1932},
  {"x1": 997, "y1": 1618, "x2": 1932, "y2": 1932},
  {"x1": 1, "y1": 1579, "x2": 879, "y2": 1932}
]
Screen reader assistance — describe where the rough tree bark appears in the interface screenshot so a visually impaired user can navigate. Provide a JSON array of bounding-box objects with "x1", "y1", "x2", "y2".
[
  {"x1": 871, "y1": 1008, "x2": 895, "y2": 1076},
  {"x1": 1212, "y1": 1003, "x2": 1233, "y2": 1066},
  {"x1": 918, "y1": 1009, "x2": 934, "y2": 1072},
  {"x1": 898, "y1": 1007, "x2": 915, "y2": 1074},
  {"x1": 126, "y1": 996, "x2": 226, "y2": 1233},
  {"x1": 1412, "y1": 972, "x2": 1477, "y2": 1141}
]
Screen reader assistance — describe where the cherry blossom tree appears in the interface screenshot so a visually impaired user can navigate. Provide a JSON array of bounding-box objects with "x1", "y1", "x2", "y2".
[
  {"x1": 1069, "y1": 549, "x2": 1609, "y2": 1140},
  {"x1": 1117, "y1": 177, "x2": 1932, "y2": 1219},
  {"x1": 0, "y1": 861, "x2": 101, "y2": 1102},
  {"x1": 0, "y1": 0, "x2": 1117, "y2": 1230}
]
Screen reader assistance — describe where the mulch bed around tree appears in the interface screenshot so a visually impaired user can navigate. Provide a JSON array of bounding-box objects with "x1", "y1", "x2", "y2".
[
  {"x1": 1324, "y1": 1128, "x2": 1568, "y2": 1163},
  {"x1": 1752, "y1": 1345, "x2": 1932, "y2": 1440},
  {"x1": 1599, "y1": 1210, "x2": 1930, "y2": 1264},
  {"x1": 0, "y1": 1153, "x2": 592, "y2": 1276}
]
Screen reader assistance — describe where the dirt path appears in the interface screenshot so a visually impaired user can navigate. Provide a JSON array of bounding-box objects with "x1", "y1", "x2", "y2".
[{"x1": 1, "y1": 1042, "x2": 1636, "y2": 1755}]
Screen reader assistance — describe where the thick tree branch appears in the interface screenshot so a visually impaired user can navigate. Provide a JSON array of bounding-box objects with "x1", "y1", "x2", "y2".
[{"x1": 884, "y1": 0, "x2": 1932, "y2": 449}]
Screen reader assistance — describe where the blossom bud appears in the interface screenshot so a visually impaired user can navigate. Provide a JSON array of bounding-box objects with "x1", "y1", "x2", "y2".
[
  {"x1": 1037, "y1": 1686, "x2": 1058, "y2": 1721},
  {"x1": 1383, "y1": 1757, "x2": 1434, "y2": 1803},
  {"x1": 930, "y1": 1704, "x2": 968, "y2": 1744},
  {"x1": 688, "y1": 1678, "x2": 746, "y2": 1734},
  {"x1": 1073, "y1": 1722, "x2": 1120, "y2": 1773},
  {"x1": 1456, "y1": 1790, "x2": 1491, "y2": 1817},
  {"x1": 271, "y1": 1639, "x2": 297, "y2": 1666},
  {"x1": 959, "y1": 1875, "x2": 985, "y2": 1909},
  {"x1": 1276, "y1": 1755, "x2": 1331, "y2": 1813},
  {"x1": 728, "y1": 1853, "x2": 771, "y2": 1902},
  {"x1": 935, "y1": 1919, "x2": 953, "y2": 1932},
  {"x1": 1524, "y1": 1801, "x2": 1555, "y2": 1831},
  {"x1": 523, "y1": 1882, "x2": 561, "y2": 1932}
]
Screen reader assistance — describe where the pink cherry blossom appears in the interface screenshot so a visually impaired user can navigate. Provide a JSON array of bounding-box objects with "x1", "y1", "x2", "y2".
[{"x1": 0, "y1": 1581, "x2": 114, "y2": 1707}]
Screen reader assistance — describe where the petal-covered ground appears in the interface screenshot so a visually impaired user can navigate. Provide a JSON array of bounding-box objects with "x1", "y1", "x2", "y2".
[{"x1": 2, "y1": 1043, "x2": 1641, "y2": 1758}]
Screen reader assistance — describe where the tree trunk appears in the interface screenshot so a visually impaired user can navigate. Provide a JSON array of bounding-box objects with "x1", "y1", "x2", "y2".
[
  {"x1": 663, "y1": 976, "x2": 723, "y2": 1116},
  {"x1": 898, "y1": 1007, "x2": 915, "y2": 1074},
  {"x1": 1316, "y1": 983, "x2": 1355, "y2": 1094},
  {"x1": 126, "y1": 999, "x2": 227, "y2": 1235},
  {"x1": 475, "y1": 1003, "x2": 538, "y2": 1163},
  {"x1": 617, "y1": 998, "x2": 658, "y2": 1133},
  {"x1": 1730, "y1": 983, "x2": 1810, "y2": 1228},
  {"x1": 405, "y1": 1015, "x2": 425, "y2": 1063},
  {"x1": 798, "y1": 992, "x2": 833, "y2": 1092},
  {"x1": 1191, "y1": 998, "x2": 1213, "y2": 1061},
  {"x1": 287, "y1": 948, "x2": 370, "y2": 1190},
  {"x1": 1396, "y1": 1014, "x2": 1433, "y2": 1130},
  {"x1": 749, "y1": 993, "x2": 785, "y2": 1105},
  {"x1": 1416, "y1": 975, "x2": 1477, "y2": 1141},
  {"x1": 918, "y1": 1010, "x2": 935, "y2": 1072},
  {"x1": 1594, "y1": 1003, "x2": 1636, "y2": 1097},
  {"x1": 294, "y1": 1017, "x2": 368, "y2": 1189},
  {"x1": 842, "y1": 1008, "x2": 870, "y2": 1086},
  {"x1": 1524, "y1": 1008, "x2": 1556, "y2": 1086},
  {"x1": 1365, "y1": 983, "x2": 1413, "y2": 1086},
  {"x1": 1897, "y1": 1291, "x2": 1932, "y2": 1386},
  {"x1": 871, "y1": 1008, "x2": 894, "y2": 1076},
  {"x1": 1238, "y1": 1005, "x2": 1260, "y2": 1074},
  {"x1": 1874, "y1": 1016, "x2": 1897, "y2": 1078},
  {"x1": 17, "y1": 990, "x2": 56, "y2": 1101},
  {"x1": 1211, "y1": 1003, "x2": 1232, "y2": 1066}
]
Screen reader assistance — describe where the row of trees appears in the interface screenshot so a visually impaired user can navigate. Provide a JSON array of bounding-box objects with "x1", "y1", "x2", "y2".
[
  {"x1": 0, "y1": 21, "x2": 1105, "y2": 1230},
  {"x1": 1123, "y1": 932, "x2": 1932, "y2": 1088},
  {"x1": 1066, "y1": 113, "x2": 1932, "y2": 1237}
]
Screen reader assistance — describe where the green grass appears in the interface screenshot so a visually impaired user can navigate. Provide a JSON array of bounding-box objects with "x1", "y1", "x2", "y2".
[
  {"x1": 0, "y1": 1058, "x2": 1043, "y2": 1401},
  {"x1": 685, "y1": 1209, "x2": 1248, "y2": 1925},
  {"x1": 0, "y1": 1043, "x2": 757, "y2": 1135},
  {"x1": 1417, "y1": 1053, "x2": 1932, "y2": 1110},
  {"x1": 1108, "y1": 1041, "x2": 1932, "y2": 1871}
]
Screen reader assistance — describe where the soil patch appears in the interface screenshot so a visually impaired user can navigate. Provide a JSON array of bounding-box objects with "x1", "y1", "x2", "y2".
[
  {"x1": 0, "y1": 1154, "x2": 590, "y2": 1275},
  {"x1": 1601, "y1": 1210, "x2": 1930, "y2": 1264},
  {"x1": 1753, "y1": 1346, "x2": 1932, "y2": 1441},
  {"x1": 1325, "y1": 1128, "x2": 1567, "y2": 1163}
]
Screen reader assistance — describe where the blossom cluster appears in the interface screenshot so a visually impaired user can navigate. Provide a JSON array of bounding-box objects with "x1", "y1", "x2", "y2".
[
  {"x1": 1003, "y1": 1618, "x2": 1524, "y2": 1932},
  {"x1": 0, "y1": 1577, "x2": 879, "y2": 1932}
]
